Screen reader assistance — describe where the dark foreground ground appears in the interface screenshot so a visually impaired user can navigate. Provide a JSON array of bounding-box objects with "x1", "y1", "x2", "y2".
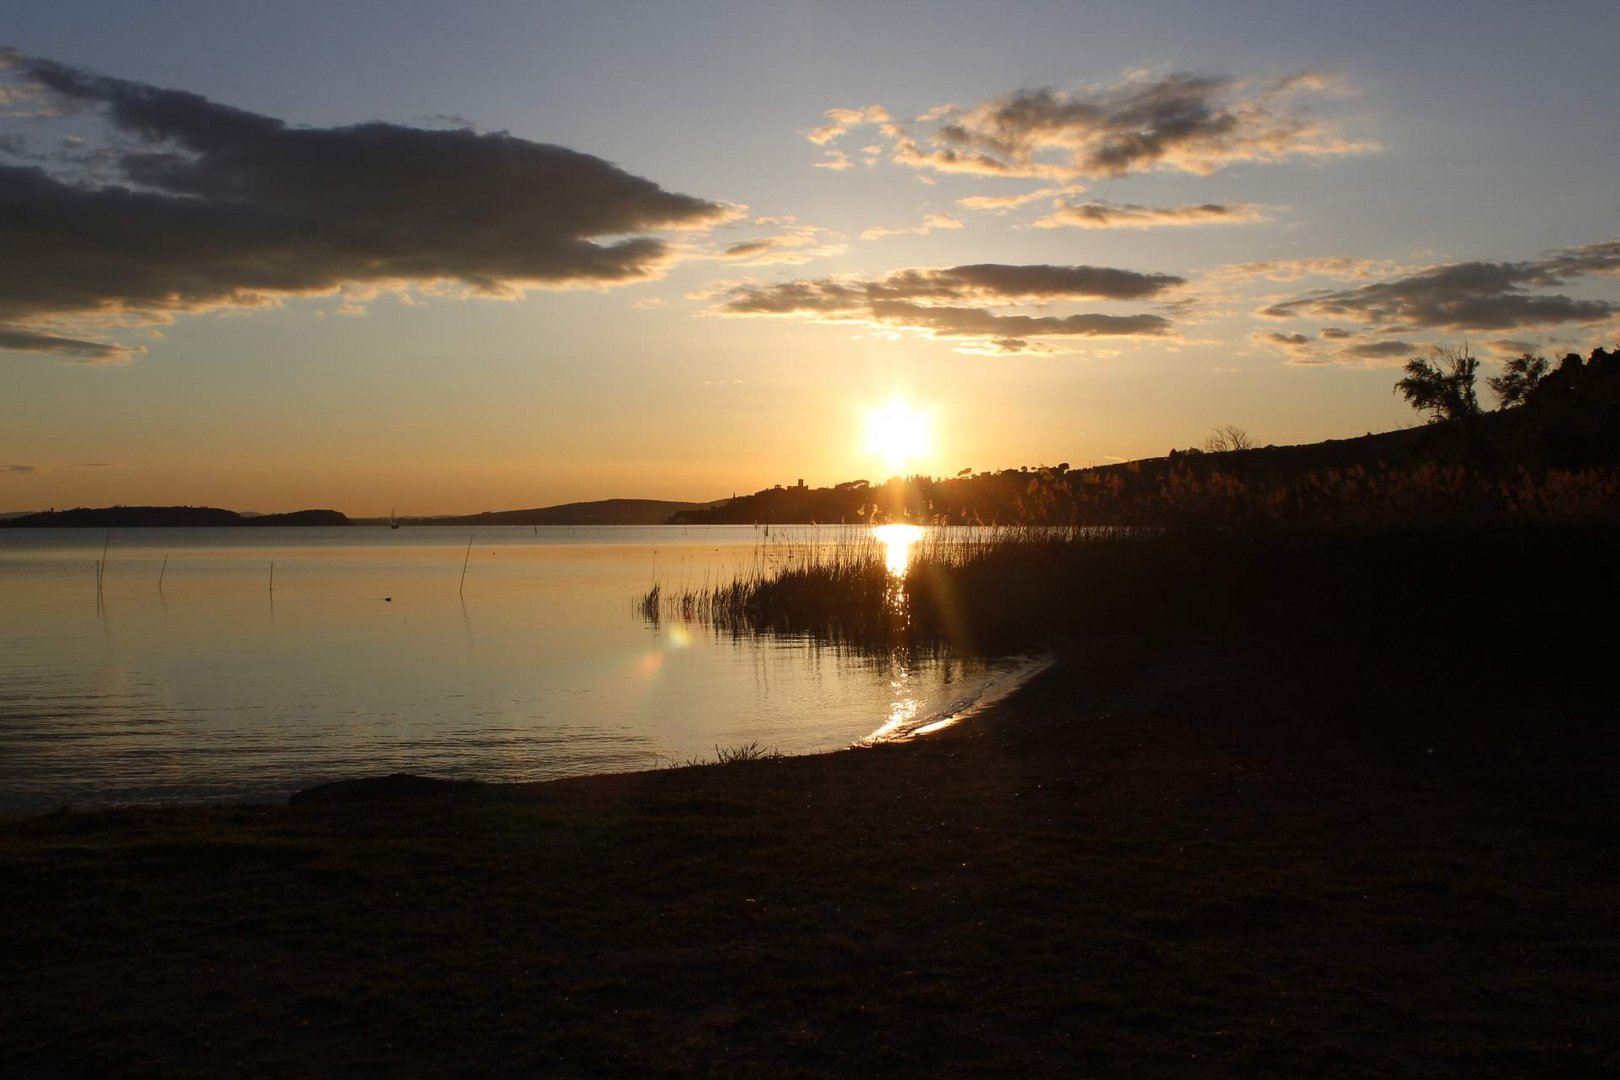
[{"x1": 2, "y1": 638, "x2": 1616, "y2": 1078}]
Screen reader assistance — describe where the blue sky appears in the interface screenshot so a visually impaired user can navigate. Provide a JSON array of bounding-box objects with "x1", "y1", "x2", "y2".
[{"x1": 3, "y1": 1, "x2": 1618, "y2": 512}]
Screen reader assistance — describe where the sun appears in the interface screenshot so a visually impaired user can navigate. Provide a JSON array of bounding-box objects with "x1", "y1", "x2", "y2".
[{"x1": 862, "y1": 397, "x2": 933, "y2": 475}]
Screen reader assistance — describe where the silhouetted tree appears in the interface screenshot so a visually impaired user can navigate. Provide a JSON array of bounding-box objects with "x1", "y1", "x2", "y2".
[
  {"x1": 1488, "y1": 352, "x2": 1549, "y2": 408},
  {"x1": 1203, "y1": 424, "x2": 1255, "y2": 452},
  {"x1": 1394, "y1": 345, "x2": 1480, "y2": 422}
]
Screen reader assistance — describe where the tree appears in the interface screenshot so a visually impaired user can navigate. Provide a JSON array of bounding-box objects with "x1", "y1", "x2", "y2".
[
  {"x1": 1394, "y1": 345, "x2": 1480, "y2": 422},
  {"x1": 1203, "y1": 424, "x2": 1255, "y2": 452},
  {"x1": 1487, "y1": 352, "x2": 1549, "y2": 408}
]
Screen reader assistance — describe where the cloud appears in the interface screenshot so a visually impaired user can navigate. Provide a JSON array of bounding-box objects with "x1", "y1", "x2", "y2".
[
  {"x1": 71, "y1": 461, "x2": 119, "y2": 467},
  {"x1": 1253, "y1": 327, "x2": 1417, "y2": 367},
  {"x1": 1034, "y1": 199, "x2": 1265, "y2": 229},
  {"x1": 0, "y1": 51, "x2": 732, "y2": 358},
  {"x1": 709, "y1": 262, "x2": 1181, "y2": 354},
  {"x1": 956, "y1": 183, "x2": 1086, "y2": 212},
  {"x1": 697, "y1": 216, "x2": 845, "y2": 267},
  {"x1": 1261, "y1": 240, "x2": 1620, "y2": 332},
  {"x1": 0, "y1": 325, "x2": 141, "y2": 362},
  {"x1": 807, "y1": 105, "x2": 895, "y2": 169},
  {"x1": 5, "y1": 464, "x2": 38, "y2": 473},
  {"x1": 1251, "y1": 330, "x2": 1320, "y2": 363},
  {"x1": 861, "y1": 213, "x2": 963, "y2": 240},
  {"x1": 1487, "y1": 338, "x2": 1545, "y2": 356},
  {"x1": 806, "y1": 105, "x2": 892, "y2": 146},
  {"x1": 1342, "y1": 339, "x2": 1416, "y2": 360},
  {"x1": 817, "y1": 70, "x2": 1372, "y2": 181},
  {"x1": 1213, "y1": 256, "x2": 1411, "y2": 284}
]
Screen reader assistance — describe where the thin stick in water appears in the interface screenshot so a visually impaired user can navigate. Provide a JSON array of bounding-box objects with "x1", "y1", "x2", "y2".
[
  {"x1": 269, "y1": 562, "x2": 275, "y2": 592},
  {"x1": 97, "y1": 527, "x2": 110, "y2": 591},
  {"x1": 158, "y1": 555, "x2": 167, "y2": 590},
  {"x1": 459, "y1": 534, "x2": 474, "y2": 594}
]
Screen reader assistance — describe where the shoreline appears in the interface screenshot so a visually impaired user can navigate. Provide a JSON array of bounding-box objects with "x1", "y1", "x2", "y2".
[
  {"x1": 4, "y1": 636, "x2": 1615, "y2": 1076},
  {"x1": 0, "y1": 649, "x2": 1046, "y2": 820}
]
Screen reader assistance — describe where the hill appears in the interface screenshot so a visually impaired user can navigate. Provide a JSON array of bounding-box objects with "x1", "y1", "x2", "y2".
[
  {"x1": 0, "y1": 506, "x2": 352, "y2": 528},
  {"x1": 677, "y1": 346, "x2": 1620, "y2": 527}
]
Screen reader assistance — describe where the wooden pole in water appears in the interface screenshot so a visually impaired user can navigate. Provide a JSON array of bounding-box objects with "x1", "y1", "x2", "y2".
[
  {"x1": 459, "y1": 534, "x2": 473, "y2": 594},
  {"x1": 97, "y1": 528, "x2": 110, "y2": 591},
  {"x1": 158, "y1": 555, "x2": 167, "y2": 590},
  {"x1": 269, "y1": 562, "x2": 275, "y2": 592}
]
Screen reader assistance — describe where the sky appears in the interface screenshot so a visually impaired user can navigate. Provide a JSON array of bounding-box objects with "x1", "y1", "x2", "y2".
[{"x1": 2, "y1": 0, "x2": 1618, "y2": 515}]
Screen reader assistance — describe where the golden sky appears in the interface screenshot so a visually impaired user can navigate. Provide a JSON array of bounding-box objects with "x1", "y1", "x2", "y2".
[{"x1": 3, "y1": 2, "x2": 1618, "y2": 514}]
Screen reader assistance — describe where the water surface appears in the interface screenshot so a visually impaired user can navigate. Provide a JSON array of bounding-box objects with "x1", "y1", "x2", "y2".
[{"x1": 0, "y1": 526, "x2": 1027, "y2": 814}]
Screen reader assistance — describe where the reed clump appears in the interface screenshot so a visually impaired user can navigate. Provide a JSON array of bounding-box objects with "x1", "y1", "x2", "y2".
[{"x1": 642, "y1": 520, "x2": 1619, "y2": 664}]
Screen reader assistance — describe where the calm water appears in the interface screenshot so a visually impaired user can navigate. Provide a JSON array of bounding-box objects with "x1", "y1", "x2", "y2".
[{"x1": 0, "y1": 526, "x2": 1033, "y2": 814}]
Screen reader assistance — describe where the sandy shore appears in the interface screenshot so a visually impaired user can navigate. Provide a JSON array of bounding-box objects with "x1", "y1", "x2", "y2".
[{"x1": 2, "y1": 636, "x2": 1615, "y2": 1077}]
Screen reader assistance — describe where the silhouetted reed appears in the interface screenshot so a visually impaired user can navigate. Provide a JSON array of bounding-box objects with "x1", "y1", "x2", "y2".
[{"x1": 642, "y1": 520, "x2": 1619, "y2": 666}]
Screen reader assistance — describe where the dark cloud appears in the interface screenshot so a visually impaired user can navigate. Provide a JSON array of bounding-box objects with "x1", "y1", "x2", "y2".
[
  {"x1": 1319, "y1": 326, "x2": 1352, "y2": 339},
  {"x1": 819, "y1": 71, "x2": 1370, "y2": 181},
  {"x1": 1254, "y1": 327, "x2": 1419, "y2": 366},
  {"x1": 720, "y1": 263, "x2": 1181, "y2": 311},
  {"x1": 1252, "y1": 330, "x2": 1320, "y2": 362},
  {"x1": 723, "y1": 240, "x2": 776, "y2": 259},
  {"x1": 0, "y1": 325, "x2": 140, "y2": 362},
  {"x1": 1343, "y1": 339, "x2": 1416, "y2": 360},
  {"x1": 5, "y1": 464, "x2": 38, "y2": 473},
  {"x1": 71, "y1": 461, "x2": 118, "y2": 467},
  {"x1": 892, "y1": 263, "x2": 1184, "y2": 301},
  {"x1": 1262, "y1": 242, "x2": 1620, "y2": 332},
  {"x1": 711, "y1": 262, "x2": 1179, "y2": 353},
  {"x1": 870, "y1": 301, "x2": 1169, "y2": 344},
  {"x1": 0, "y1": 51, "x2": 730, "y2": 358},
  {"x1": 1035, "y1": 200, "x2": 1265, "y2": 229}
]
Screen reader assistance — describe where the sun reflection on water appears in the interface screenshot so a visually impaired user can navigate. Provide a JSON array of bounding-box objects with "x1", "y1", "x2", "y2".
[{"x1": 872, "y1": 523, "x2": 923, "y2": 578}]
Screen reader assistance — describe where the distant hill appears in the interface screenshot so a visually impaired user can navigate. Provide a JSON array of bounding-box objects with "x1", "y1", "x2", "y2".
[
  {"x1": 0, "y1": 506, "x2": 352, "y2": 528},
  {"x1": 394, "y1": 498, "x2": 717, "y2": 527},
  {"x1": 671, "y1": 424, "x2": 1485, "y2": 526}
]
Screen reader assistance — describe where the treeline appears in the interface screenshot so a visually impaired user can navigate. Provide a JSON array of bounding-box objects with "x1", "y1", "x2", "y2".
[
  {"x1": 395, "y1": 499, "x2": 711, "y2": 528},
  {"x1": 0, "y1": 506, "x2": 352, "y2": 528},
  {"x1": 675, "y1": 346, "x2": 1620, "y2": 528}
]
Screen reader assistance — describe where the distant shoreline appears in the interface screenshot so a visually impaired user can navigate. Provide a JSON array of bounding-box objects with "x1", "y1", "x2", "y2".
[
  {"x1": 0, "y1": 497, "x2": 712, "y2": 529},
  {"x1": 0, "y1": 507, "x2": 350, "y2": 528}
]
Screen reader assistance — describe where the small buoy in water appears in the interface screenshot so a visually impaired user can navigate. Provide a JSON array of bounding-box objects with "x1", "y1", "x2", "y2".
[{"x1": 384, "y1": 597, "x2": 392, "y2": 602}]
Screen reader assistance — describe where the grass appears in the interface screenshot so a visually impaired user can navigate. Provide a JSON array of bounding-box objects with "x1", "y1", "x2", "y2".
[{"x1": 712, "y1": 740, "x2": 781, "y2": 764}]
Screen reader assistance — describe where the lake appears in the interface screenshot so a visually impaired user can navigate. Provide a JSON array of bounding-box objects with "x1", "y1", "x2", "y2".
[{"x1": 0, "y1": 525, "x2": 1034, "y2": 814}]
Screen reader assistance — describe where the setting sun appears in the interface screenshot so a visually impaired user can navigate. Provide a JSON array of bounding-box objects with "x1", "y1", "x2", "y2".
[{"x1": 862, "y1": 398, "x2": 934, "y2": 475}]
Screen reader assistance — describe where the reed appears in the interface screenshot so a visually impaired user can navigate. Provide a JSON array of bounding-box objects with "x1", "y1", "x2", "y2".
[
  {"x1": 641, "y1": 521, "x2": 1619, "y2": 664},
  {"x1": 96, "y1": 527, "x2": 110, "y2": 591}
]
